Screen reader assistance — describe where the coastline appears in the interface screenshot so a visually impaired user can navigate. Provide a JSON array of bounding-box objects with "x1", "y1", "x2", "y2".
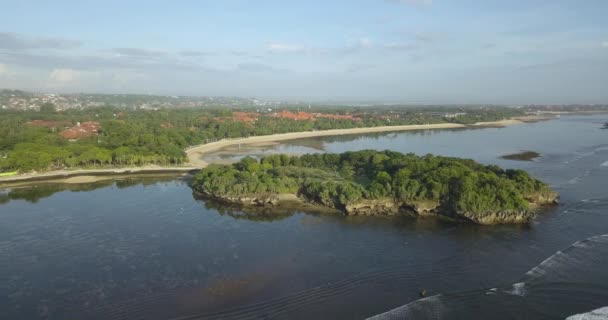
[
  {"x1": 0, "y1": 116, "x2": 547, "y2": 186},
  {"x1": 185, "y1": 118, "x2": 530, "y2": 167},
  {"x1": 0, "y1": 167, "x2": 197, "y2": 186}
]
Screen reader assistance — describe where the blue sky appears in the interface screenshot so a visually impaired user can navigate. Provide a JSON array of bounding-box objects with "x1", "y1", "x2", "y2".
[{"x1": 1, "y1": 0, "x2": 607, "y2": 103}]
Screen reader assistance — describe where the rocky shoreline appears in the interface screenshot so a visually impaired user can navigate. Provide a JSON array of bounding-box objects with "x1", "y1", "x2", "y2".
[{"x1": 194, "y1": 190, "x2": 559, "y2": 225}]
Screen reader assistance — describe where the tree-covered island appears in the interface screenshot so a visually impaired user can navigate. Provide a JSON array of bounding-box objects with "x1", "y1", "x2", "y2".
[{"x1": 192, "y1": 150, "x2": 558, "y2": 225}]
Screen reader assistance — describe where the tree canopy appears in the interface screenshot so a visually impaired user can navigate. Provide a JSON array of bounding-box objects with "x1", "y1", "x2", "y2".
[
  {"x1": 0, "y1": 106, "x2": 523, "y2": 173},
  {"x1": 192, "y1": 150, "x2": 556, "y2": 221}
]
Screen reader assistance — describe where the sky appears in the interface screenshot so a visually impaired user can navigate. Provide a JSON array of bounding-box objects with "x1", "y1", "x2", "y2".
[{"x1": 0, "y1": 0, "x2": 607, "y2": 104}]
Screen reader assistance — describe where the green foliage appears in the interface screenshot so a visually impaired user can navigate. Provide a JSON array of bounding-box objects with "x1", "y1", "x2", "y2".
[
  {"x1": 39, "y1": 102, "x2": 57, "y2": 114},
  {"x1": 192, "y1": 150, "x2": 552, "y2": 215},
  {"x1": 447, "y1": 109, "x2": 522, "y2": 124},
  {"x1": 0, "y1": 171, "x2": 17, "y2": 177},
  {"x1": 0, "y1": 106, "x2": 524, "y2": 173},
  {"x1": 7, "y1": 143, "x2": 70, "y2": 171}
]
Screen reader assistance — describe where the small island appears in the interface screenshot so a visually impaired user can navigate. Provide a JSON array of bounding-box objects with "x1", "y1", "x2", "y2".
[
  {"x1": 191, "y1": 150, "x2": 558, "y2": 225},
  {"x1": 501, "y1": 151, "x2": 541, "y2": 161}
]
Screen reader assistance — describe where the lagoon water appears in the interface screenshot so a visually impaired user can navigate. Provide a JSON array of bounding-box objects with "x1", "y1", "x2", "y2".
[{"x1": 1, "y1": 115, "x2": 608, "y2": 319}]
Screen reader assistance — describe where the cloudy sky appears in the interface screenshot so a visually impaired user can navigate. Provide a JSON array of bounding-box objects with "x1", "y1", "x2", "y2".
[{"x1": 1, "y1": 0, "x2": 607, "y2": 103}]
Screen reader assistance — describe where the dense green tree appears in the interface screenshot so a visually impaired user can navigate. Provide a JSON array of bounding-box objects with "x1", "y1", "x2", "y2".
[
  {"x1": 0, "y1": 106, "x2": 525, "y2": 173},
  {"x1": 39, "y1": 102, "x2": 57, "y2": 114},
  {"x1": 192, "y1": 150, "x2": 554, "y2": 217}
]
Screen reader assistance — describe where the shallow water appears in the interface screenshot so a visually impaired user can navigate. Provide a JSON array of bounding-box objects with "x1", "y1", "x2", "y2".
[{"x1": 1, "y1": 115, "x2": 608, "y2": 319}]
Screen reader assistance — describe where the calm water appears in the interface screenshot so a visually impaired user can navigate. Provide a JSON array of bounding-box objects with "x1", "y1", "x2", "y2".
[{"x1": 1, "y1": 115, "x2": 608, "y2": 319}]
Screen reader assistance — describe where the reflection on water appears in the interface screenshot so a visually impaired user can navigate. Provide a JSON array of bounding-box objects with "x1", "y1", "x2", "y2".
[
  {"x1": 0, "y1": 175, "x2": 180, "y2": 204},
  {"x1": 200, "y1": 198, "x2": 303, "y2": 222},
  {"x1": 1, "y1": 181, "x2": 114, "y2": 203},
  {"x1": 1, "y1": 115, "x2": 608, "y2": 319}
]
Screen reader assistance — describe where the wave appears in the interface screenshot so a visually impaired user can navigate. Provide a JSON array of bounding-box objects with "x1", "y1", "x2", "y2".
[
  {"x1": 566, "y1": 306, "x2": 608, "y2": 320},
  {"x1": 563, "y1": 144, "x2": 608, "y2": 165},
  {"x1": 368, "y1": 234, "x2": 608, "y2": 320},
  {"x1": 565, "y1": 169, "x2": 592, "y2": 185}
]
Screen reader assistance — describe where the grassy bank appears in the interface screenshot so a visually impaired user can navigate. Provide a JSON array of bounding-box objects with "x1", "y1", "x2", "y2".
[{"x1": 0, "y1": 171, "x2": 18, "y2": 177}]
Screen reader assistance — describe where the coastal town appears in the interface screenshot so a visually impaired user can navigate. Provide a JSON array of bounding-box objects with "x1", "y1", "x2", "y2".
[
  {"x1": 0, "y1": 89, "x2": 270, "y2": 111},
  {"x1": 2, "y1": 88, "x2": 606, "y2": 146},
  {"x1": 3, "y1": 89, "x2": 608, "y2": 114}
]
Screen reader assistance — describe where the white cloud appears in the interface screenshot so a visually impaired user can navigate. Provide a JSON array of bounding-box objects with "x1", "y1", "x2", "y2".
[
  {"x1": 385, "y1": 0, "x2": 433, "y2": 7},
  {"x1": 0, "y1": 63, "x2": 17, "y2": 78},
  {"x1": 237, "y1": 63, "x2": 288, "y2": 73},
  {"x1": 49, "y1": 68, "x2": 81, "y2": 84},
  {"x1": 384, "y1": 42, "x2": 418, "y2": 50},
  {"x1": 601, "y1": 41, "x2": 608, "y2": 48},
  {"x1": 267, "y1": 43, "x2": 307, "y2": 54},
  {"x1": 179, "y1": 50, "x2": 211, "y2": 57},
  {"x1": 0, "y1": 31, "x2": 82, "y2": 51},
  {"x1": 113, "y1": 47, "x2": 165, "y2": 57},
  {"x1": 111, "y1": 70, "x2": 146, "y2": 85},
  {"x1": 358, "y1": 38, "x2": 371, "y2": 48},
  {"x1": 344, "y1": 63, "x2": 376, "y2": 73}
]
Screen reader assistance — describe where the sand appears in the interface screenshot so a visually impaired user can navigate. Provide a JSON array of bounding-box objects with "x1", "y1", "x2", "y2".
[
  {"x1": 0, "y1": 167, "x2": 197, "y2": 185},
  {"x1": 185, "y1": 119, "x2": 526, "y2": 167},
  {"x1": 62, "y1": 176, "x2": 109, "y2": 184},
  {"x1": 0, "y1": 117, "x2": 535, "y2": 185}
]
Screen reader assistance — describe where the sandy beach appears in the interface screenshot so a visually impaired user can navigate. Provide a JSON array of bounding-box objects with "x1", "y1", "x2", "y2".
[
  {"x1": 0, "y1": 167, "x2": 197, "y2": 185},
  {"x1": 0, "y1": 116, "x2": 544, "y2": 185},
  {"x1": 185, "y1": 118, "x2": 527, "y2": 167}
]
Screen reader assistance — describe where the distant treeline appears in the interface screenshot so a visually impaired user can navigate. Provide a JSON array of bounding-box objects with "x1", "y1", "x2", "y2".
[{"x1": 0, "y1": 105, "x2": 523, "y2": 172}]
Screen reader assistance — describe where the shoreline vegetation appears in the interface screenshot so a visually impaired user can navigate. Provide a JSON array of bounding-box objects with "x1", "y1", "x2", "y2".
[
  {"x1": 1, "y1": 105, "x2": 528, "y2": 174},
  {"x1": 191, "y1": 150, "x2": 558, "y2": 225},
  {"x1": 0, "y1": 117, "x2": 537, "y2": 185}
]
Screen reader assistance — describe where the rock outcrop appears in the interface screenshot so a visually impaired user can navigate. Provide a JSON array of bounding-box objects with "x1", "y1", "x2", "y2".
[
  {"x1": 195, "y1": 190, "x2": 559, "y2": 225},
  {"x1": 345, "y1": 199, "x2": 400, "y2": 216},
  {"x1": 194, "y1": 191, "x2": 300, "y2": 207}
]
